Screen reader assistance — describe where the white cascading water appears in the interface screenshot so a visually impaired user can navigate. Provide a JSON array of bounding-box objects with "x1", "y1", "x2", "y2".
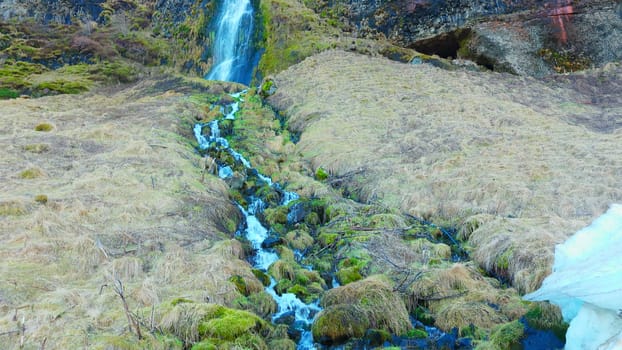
[
  {"x1": 194, "y1": 94, "x2": 321, "y2": 349},
  {"x1": 205, "y1": 0, "x2": 255, "y2": 84}
]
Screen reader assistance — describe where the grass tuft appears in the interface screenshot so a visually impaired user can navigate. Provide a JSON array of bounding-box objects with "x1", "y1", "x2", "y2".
[{"x1": 34, "y1": 123, "x2": 54, "y2": 132}]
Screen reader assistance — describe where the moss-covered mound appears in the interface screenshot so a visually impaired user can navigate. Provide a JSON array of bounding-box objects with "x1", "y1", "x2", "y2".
[
  {"x1": 313, "y1": 275, "x2": 412, "y2": 344},
  {"x1": 159, "y1": 302, "x2": 271, "y2": 347}
]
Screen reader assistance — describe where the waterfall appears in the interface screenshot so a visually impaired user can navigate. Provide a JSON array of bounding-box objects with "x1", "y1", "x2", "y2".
[{"x1": 206, "y1": 0, "x2": 257, "y2": 85}]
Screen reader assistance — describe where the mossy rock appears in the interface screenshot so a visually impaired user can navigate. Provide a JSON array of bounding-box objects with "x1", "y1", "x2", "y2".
[
  {"x1": 336, "y1": 266, "x2": 363, "y2": 285},
  {"x1": 264, "y1": 206, "x2": 289, "y2": 226},
  {"x1": 268, "y1": 260, "x2": 296, "y2": 281},
  {"x1": 287, "y1": 284, "x2": 311, "y2": 301},
  {"x1": 318, "y1": 232, "x2": 339, "y2": 247},
  {"x1": 489, "y1": 320, "x2": 524, "y2": 348},
  {"x1": 413, "y1": 306, "x2": 435, "y2": 326},
  {"x1": 365, "y1": 328, "x2": 392, "y2": 346},
  {"x1": 229, "y1": 275, "x2": 250, "y2": 296},
  {"x1": 335, "y1": 256, "x2": 368, "y2": 285},
  {"x1": 312, "y1": 304, "x2": 369, "y2": 344},
  {"x1": 275, "y1": 278, "x2": 293, "y2": 295},
  {"x1": 524, "y1": 302, "x2": 568, "y2": 341},
  {"x1": 197, "y1": 307, "x2": 267, "y2": 341},
  {"x1": 304, "y1": 211, "x2": 320, "y2": 226},
  {"x1": 403, "y1": 328, "x2": 428, "y2": 339},
  {"x1": 252, "y1": 268, "x2": 271, "y2": 286},
  {"x1": 321, "y1": 276, "x2": 412, "y2": 340},
  {"x1": 284, "y1": 229, "x2": 314, "y2": 250}
]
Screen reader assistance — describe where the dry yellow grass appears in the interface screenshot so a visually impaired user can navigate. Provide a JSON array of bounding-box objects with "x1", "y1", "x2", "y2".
[
  {"x1": 268, "y1": 50, "x2": 622, "y2": 293},
  {"x1": 0, "y1": 77, "x2": 259, "y2": 348}
]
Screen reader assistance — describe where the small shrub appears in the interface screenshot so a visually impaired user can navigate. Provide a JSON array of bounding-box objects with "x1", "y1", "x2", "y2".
[
  {"x1": 23, "y1": 143, "x2": 50, "y2": 153},
  {"x1": 20, "y1": 168, "x2": 45, "y2": 179},
  {"x1": 34, "y1": 194, "x2": 48, "y2": 204},
  {"x1": 34, "y1": 123, "x2": 54, "y2": 132}
]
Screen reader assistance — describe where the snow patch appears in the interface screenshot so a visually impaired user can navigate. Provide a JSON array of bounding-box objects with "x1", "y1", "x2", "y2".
[{"x1": 524, "y1": 203, "x2": 622, "y2": 350}]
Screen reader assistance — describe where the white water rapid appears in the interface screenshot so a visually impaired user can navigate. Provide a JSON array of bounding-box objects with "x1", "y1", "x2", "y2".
[
  {"x1": 205, "y1": 0, "x2": 256, "y2": 84},
  {"x1": 194, "y1": 94, "x2": 321, "y2": 349}
]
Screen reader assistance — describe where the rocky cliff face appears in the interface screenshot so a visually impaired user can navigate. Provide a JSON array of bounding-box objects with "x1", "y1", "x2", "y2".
[
  {"x1": 309, "y1": 0, "x2": 622, "y2": 75},
  {"x1": 0, "y1": 0, "x2": 105, "y2": 23}
]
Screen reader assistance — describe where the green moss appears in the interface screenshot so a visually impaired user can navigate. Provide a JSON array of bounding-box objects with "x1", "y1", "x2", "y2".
[
  {"x1": 315, "y1": 167, "x2": 329, "y2": 181},
  {"x1": 246, "y1": 291, "x2": 277, "y2": 318},
  {"x1": 252, "y1": 268, "x2": 271, "y2": 286},
  {"x1": 269, "y1": 260, "x2": 296, "y2": 282},
  {"x1": 495, "y1": 249, "x2": 513, "y2": 273},
  {"x1": 304, "y1": 211, "x2": 320, "y2": 226},
  {"x1": 191, "y1": 340, "x2": 217, "y2": 350},
  {"x1": 413, "y1": 306, "x2": 435, "y2": 326},
  {"x1": 23, "y1": 143, "x2": 50, "y2": 153},
  {"x1": 312, "y1": 304, "x2": 369, "y2": 344},
  {"x1": 170, "y1": 297, "x2": 194, "y2": 306},
  {"x1": 268, "y1": 339, "x2": 296, "y2": 350},
  {"x1": 229, "y1": 275, "x2": 250, "y2": 296},
  {"x1": 285, "y1": 229, "x2": 314, "y2": 250},
  {"x1": 318, "y1": 232, "x2": 339, "y2": 247},
  {"x1": 20, "y1": 168, "x2": 44, "y2": 179},
  {"x1": 198, "y1": 308, "x2": 266, "y2": 341},
  {"x1": 403, "y1": 328, "x2": 428, "y2": 339},
  {"x1": 34, "y1": 123, "x2": 54, "y2": 132},
  {"x1": 264, "y1": 206, "x2": 288, "y2": 226},
  {"x1": 34, "y1": 79, "x2": 90, "y2": 94},
  {"x1": 275, "y1": 279, "x2": 293, "y2": 295},
  {"x1": 287, "y1": 284, "x2": 311, "y2": 301},
  {"x1": 489, "y1": 320, "x2": 524, "y2": 348},
  {"x1": 538, "y1": 48, "x2": 591, "y2": 73},
  {"x1": 460, "y1": 324, "x2": 487, "y2": 340},
  {"x1": 0, "y1": 88, "x2": 19, "y2": 99},
  {"x1": 336, "y1": 267, "x2": 363, "y2": 285},
  {"x1": 34, "y1": 194, "x2": 48, "y2": 204},
  {"x1": 524, "y1": 302, "x2": 568, "y2": 341}
]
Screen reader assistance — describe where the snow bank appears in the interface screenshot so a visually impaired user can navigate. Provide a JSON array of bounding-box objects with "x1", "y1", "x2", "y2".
[{"x1": 524, "y1": 204, "x2": 622, "y2": 350}]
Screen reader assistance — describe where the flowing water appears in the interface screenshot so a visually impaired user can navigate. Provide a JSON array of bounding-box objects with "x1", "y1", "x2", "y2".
[
  {"x1": 205, "y1": 0, "x2": 257, "y2": 85},
  {"x1": 194, "y1": 95, "x2": 321, "y2": 349}
]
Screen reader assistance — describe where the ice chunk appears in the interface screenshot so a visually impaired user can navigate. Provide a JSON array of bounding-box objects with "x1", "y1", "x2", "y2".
[{"x1": 524, "y1": 204, "x2": 622, "y2": 350}]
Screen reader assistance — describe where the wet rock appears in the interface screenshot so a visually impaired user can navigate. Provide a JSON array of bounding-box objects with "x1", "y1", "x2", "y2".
[
  {"x1": 226, "y1": 171, "x2": 246, "y2": 190},
  {"x1": 312, "y1": 304, "x2": 369, "y2": 345},
  {"x1": 273, "y1": 310, "x2": 296, "y2": 325},
  {"x1": 287, "y1": 202, "x2": 308, "y2": 224},
  {"x1": 261, "y1": 235, "x2": 283, "y2": 248}
]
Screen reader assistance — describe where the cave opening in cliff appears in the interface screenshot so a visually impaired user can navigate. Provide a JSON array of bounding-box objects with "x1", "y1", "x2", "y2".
[{"x1": 411, "y1": 28, "x2": 474, "y2": 60}]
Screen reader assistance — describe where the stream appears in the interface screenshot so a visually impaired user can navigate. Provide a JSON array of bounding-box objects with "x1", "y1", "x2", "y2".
[{"x1": 194, "y1": 94, "x2": 321, "y2": 349}]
